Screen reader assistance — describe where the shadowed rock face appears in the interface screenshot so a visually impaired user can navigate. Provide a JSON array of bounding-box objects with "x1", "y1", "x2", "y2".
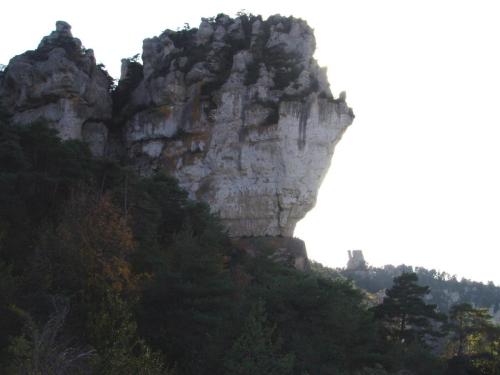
[
  {"x1": 0, "y1": 15, "x2": 353, "y2": 243},
  {"x1": 0, "y1": 21, "x2": 112, "y2": 156},
  {"x1": 119, "y1": 14, "x2": 354, "y2": 237}
]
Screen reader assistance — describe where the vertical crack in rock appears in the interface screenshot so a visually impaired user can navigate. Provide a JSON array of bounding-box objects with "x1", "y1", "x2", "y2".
[
  {"x1": 298, "y1": 99, "x2": 311, "y2": 150},
  {"x1": 275, "y1": 190, "x2": 283, "y2": 231},
  {"x1": 237, "y1": 90, "x2": 249, "y2": 171}
]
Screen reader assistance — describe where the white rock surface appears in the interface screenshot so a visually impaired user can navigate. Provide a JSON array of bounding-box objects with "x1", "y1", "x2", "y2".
[
  {"x1": 121, "y1": 14, "x2": 354, "y2": 237},
  {"x1": 0, "y1": 15, "x2": 354, "y2": 239},
  {"x1": 0, "y1": 22, "x2": 112, "y2": 156}
]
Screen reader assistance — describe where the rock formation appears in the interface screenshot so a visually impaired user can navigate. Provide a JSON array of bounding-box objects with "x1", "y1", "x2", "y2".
[
  {"x1": 118, "y1": 14, "x2": 354, "y2": 237},
  {"x1": 347, "y1": 250, "x2": 367, "y2": 271},
  {"x1": 0, "y1": 15, "x2": 353, "y2": 246},
  {"x1": 0, "y1": 21, "x2": 113, "y2": 156}
]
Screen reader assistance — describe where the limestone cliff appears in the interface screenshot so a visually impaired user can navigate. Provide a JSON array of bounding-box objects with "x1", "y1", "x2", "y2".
[
  {"x1": 118, "y1": 14, "x2": 354, "y2": 237},
  {"x1": 0, "y1": 21, "x2": 113, "y2": 156},
  {"x1": 0, "y1": 15, "x2": 353, "y2": 241}
]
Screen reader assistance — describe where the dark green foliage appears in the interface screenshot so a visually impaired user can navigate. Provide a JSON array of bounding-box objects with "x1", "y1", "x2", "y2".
[
  {"x1": 239, "y1": 256, "x2": 380, "y2": 374},
  {"x1": 112, "y1": 55, "x2": 143, "y2": 115},
  {"x1": 445, "y1": 355, "x2": 481, "y2": 375},
  {"x1": 157, "y1": 28, "x2": 206, "y2": 76},
  {"x1": 87, "y1": 291, "x2": 167, "y2": 375},
  {"x1": 382, "y1": 342, "x2": 446, "y2": 375},
  {"x1": 236, "y1": 12, "x2": 261, "y2": 51},
  {"x1": 2, "y1": 121, "x2": 495, "y2": 375},
  {"x1": 223, "y1": 301, "x2": 294, "y2": 375},
  {"x1": 0, "y1": 122, "x2": 94, "y2": 270},
  {"x1": 168, "y1": 27, "x2": 197, "y2": 50},
  {"x1": 310, "y1": 260, "x2": 344, "y2": 280},
  {"x1": 28, "y1": 34, "x2": 85, "y2": 64},
  {"x1": 137, "y1": 227, "x2": 234, "y2": 375},
  {"x1": 96, "y1": 63, "x2": 116, "y2": 92},
  {"x1": 0, "y1": 122, "x2": 191, "y2": 372},
  {"x1": 444, "y1": 303, "x2": 500, "y2": 374},
  {"x1": 264, "y1": 48, "x2": 303, "y2": 90},
  {"x1": 372, "y1": 272, "x2": 445, "y2": 345},
  {"x1": 447, "y1": 303, "x2": 493, "y2": 357},
  {"x1": 342, "y1": 264, "x2": 500, "y2": 315},
  {"x1": 0, "y1": 261, "x2": 23, "y2": 366}
]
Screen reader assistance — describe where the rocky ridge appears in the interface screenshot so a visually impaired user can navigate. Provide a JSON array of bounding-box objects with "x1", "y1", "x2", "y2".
[
  {"x1": 0, "y1": 15, "x2": 353, "y2": 248},
  {"x1": 0, "y1": 21, "x2": 113, "y2": 156}
]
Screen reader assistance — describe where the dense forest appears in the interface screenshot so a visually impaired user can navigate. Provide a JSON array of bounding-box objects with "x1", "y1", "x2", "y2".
[{"x1": 1, "y1": 120, "x2": 500, "y2": 374}]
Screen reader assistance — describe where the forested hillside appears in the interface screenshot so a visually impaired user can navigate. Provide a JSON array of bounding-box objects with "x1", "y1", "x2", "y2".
[
  {"x1": 340, "y1": 264, "x2": 500, "y2": 319},
  {"x1": 1, "y1": 120, "x2": 499, "y2": 374}
]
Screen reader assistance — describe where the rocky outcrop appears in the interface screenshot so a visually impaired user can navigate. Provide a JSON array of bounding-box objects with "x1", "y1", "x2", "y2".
[
  {"x1": 0, "y1": 21, "x2": 112, "y2": 156},
  {"x1": 0, "y1": 15, "x2": 353, "y2": 245},
  {"x1": 118, "y1": 14, "x2": 353, "y2": 237},
  {"x1": 347, "y1": 250, "x2": 367, "y2": 271}
]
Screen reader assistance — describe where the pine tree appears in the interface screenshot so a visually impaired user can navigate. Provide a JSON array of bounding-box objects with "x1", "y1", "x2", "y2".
[{"x1": 373, "y1": 272, "x2": 445, "y2": 344}]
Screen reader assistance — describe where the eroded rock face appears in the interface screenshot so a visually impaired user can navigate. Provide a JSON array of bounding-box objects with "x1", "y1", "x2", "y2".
[
  {"x1": 1, "y1": 15, "x2": 353, "y2": 242},
  {"x1": 119, "y1": 14, "x2": 354, "y2": 237},
  {"x1": 0, "y1": 21, "x2": 112, "y2": 156}
]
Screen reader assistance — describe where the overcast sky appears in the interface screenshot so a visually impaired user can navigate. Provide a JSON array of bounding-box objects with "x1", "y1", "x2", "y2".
[{"x1": 2, "y1": 0, "x2": 500, "y2": 284}]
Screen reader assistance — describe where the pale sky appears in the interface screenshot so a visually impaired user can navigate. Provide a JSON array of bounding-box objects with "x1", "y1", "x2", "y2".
[{"x1": 2, "y1": 1, "x2": 500, "y2": 284}]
